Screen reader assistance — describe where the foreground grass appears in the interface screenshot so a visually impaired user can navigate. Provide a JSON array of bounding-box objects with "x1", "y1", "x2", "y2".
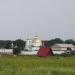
[{"x1": 0, "y1": 55, "x2": 75, "y2": 75}]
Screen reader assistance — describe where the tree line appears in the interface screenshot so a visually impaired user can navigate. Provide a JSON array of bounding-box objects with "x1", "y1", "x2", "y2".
[
  {"x1": 43, "y1": 38, "x2": 75, "y2": 47},
  {"x1": 0, "y1": 38, "x2": 75, "y2": 50},
  {"x1": 0, "y1": 39, "x2": 25, "y2": 50}
]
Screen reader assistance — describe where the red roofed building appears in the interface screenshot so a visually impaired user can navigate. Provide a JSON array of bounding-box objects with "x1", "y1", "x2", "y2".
[{"x1": 37, "y1": 47, "x2": 53, "y2": 57}]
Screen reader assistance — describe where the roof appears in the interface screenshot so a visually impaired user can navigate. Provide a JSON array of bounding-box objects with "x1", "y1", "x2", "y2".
[
  {"x1": 37, "y1": 48, "x2": 49, "y2": 57},
  {"x1": 52, "y1": 44, "x2": 75, "y2": 48},
  {"x1": 32, "y1": 36, "x2": 41, "y2": 43},
  {"x1": 37, "y1": 47, "x2": 53, "y2": 57}
]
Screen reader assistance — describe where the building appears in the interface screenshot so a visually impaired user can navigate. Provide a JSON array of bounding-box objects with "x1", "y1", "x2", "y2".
[
  {"x1": 25, "y1": 36, "x2": 42, "y2": 51},
  {"x1": 37, "y1": 47, "x2": 53, "y2": 57},
  {"x1": 51, "y1": 44, "x2": 75, "y2": 54},
  {"x1": 31, "y1": 36, "x2": 42, "y2": 50},
  {"x1": 21, "y1": 36, "x2": 42, "y2": 55},
  {"x1": 25, "y1": 39, "x2": 32, "y2": 50}
]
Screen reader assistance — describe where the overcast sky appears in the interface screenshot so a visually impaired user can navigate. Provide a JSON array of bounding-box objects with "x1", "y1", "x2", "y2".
[{"x1": 0, "y1": 0, "x2": 75, "y2": 40}]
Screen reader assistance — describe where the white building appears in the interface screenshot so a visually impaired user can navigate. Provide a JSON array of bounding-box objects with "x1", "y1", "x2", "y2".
[
  {"x1": 25, "y1": 39, "x2": 32, "y2": 50},
  {"x1": 0, "y1": 49, "x2": 13, "y2": 55},
  {"x1": 25, "y1": 36, "x2": 42, "y2": 51},
  {"x1": 51, "y1": 44, "x2": 75, "y2": 55},
  {"x1": 31, "y1": 36, "x2": 42, "y2": 50},
  {"x1": 21, "y1": 36, "x2": 42, "y2": 55}
]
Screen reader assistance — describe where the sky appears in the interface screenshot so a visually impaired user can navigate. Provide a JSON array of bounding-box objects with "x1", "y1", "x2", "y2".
[{"x1": 0, "y1": 0, "x2": 75, "y2": 40}]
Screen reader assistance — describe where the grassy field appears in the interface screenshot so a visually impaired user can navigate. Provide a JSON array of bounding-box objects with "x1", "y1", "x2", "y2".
[{"x1": 0, "y1": 55, "x2": 75, "y2": 75}]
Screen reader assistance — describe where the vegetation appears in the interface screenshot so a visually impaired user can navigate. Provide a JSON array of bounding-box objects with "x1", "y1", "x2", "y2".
[
  {"x1": 0, "y1": 38, "x2": 75, "y2": 50},
  {"x1": 43, "y1": 38, "x2": 75, "y2": 47},
  {"x1": 0, "y1": 39, "x2": 25, "y2": 50},
  {"x1": 5, "y1": 40, "x2": 12, "y2": 49},
  {"x1": 13, "y1": 39, "x2": 25, "y2": 50},
  {"x1": 0, "y1": 55, "x2": 75, "y2": 75}
]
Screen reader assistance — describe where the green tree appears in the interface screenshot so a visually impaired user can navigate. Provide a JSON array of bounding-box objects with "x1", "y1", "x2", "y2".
[
  {"x1": 54, "y1": 38, "x2": 64, "y2": 44},
  {"x1": 49, "y1": 39, "x2": 55, "y2": 47},
  {"x1": 0, "y1": 40, "x2": 5, "y2": 48},
  {"x1": 65, "y1": 39, "x2": 75, "y2": 45},
  {"x1": 43, "y1": 40, "x2": 50, "y2": 47},
  {"x1": 43, "y1": 38, "x2": 64, "y2": 47},
  {"x1": 5, "y1": 40, "x2": 12, "y2": 49},
  {"x1": 13, "y1": 39, "x2": 25, "y2": 50}
]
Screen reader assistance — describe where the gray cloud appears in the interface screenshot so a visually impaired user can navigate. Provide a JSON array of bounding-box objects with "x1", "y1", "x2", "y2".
[{"x1": 0, "y1": 0, "x2": 75, "y2": 40}]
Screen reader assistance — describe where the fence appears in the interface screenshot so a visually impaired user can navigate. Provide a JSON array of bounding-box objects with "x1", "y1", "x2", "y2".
[{"x1": 0, "y1": 49, "x2": 13, "y2": 55}]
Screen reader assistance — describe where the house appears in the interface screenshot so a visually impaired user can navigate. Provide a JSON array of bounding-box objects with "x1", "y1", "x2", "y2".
[
  {"x1": 51, "y1": 44, "x2": 75, "y2": 55},
  {"x1": 37, "y1": 47, "x2": 53, "y2": 57},
  {"x1": 21, "y1": 36, "x2": 42, "y2": 55},
  {"x1": 25, "y1": 36, "x2": 42, "y2": 51}
]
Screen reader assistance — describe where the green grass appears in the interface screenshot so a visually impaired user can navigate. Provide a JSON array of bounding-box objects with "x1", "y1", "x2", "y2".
[{"x1": 0, "y1": 55, "x2": 75, "y2": 75}]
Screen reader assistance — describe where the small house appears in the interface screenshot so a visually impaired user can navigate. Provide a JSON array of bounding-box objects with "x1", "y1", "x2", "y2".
[
  {"x1": 37, "y1": 47, "x2": 53, "y2": 57},
  {"x1": 51, "y1": 44, "x2": 75, "y2": 55}
]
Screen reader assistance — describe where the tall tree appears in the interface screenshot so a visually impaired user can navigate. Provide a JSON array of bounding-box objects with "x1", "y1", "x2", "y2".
[
  {"x1": 0, "y1": 40, "x2": 6, "y2": 48},
  {"x1": 5, "y1": 40, "x2": 12, "y2": 49},
  {"x1": 65, "y1": 39, "x2": 75, "y2": 45},
  {"x1": 43, "y1": 40, "x2": 50, "y2": 47},
  {"x1": 43, "y1": 38, "x2": 64, "y2": 47},
  {"x1": 54, "y1": 38, "x2": 64, "y2": 44},
  {"x1": 13, "y1": 39, "x2": 25, "y2": 50}
]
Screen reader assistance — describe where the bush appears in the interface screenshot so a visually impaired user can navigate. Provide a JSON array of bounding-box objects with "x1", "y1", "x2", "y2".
[{"x1": 13, "y1": 48, "x2": 21, "y2": 55}]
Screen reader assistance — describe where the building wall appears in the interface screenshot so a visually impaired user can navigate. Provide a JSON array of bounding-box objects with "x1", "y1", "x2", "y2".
[
  {"x1": 0, "y1": 49, "x2": 13, "y2": 54},
  {"x1": 21, "y1": 51, "x2": 38, "y2": 55},
  {"x1": 25, "y1": 39, "x2": 32, "y2": 50},
  {"x1": 52, "y1": 47, "x2": 75, "y2": 51},
  {"x1": 53, "y1": 51, "x2": 65, "y2": 54}
]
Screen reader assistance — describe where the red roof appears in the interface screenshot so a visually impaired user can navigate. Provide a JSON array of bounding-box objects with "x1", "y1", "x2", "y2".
[{"x1": 37, "y1": 47, "x2": 53, "y2": 57}]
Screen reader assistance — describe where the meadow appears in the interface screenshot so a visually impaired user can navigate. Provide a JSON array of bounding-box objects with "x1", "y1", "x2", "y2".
[{"x1": 0, "y1": 55, "x2": 75, "y2": 75}]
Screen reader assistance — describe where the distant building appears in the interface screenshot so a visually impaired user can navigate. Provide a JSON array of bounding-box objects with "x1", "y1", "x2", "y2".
[
  {"x1": 51, "y1": 44, "x2": 75, "y2": 54},
  {"x1": 21, "y1": 36, "x2": 42, "y2": 55},
  {"x1": 25, "y1": 39, "x2": 32, "y2": 50},
  {"x1": 25, "y1": 36, "x2": 42, "y2": 51}
]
